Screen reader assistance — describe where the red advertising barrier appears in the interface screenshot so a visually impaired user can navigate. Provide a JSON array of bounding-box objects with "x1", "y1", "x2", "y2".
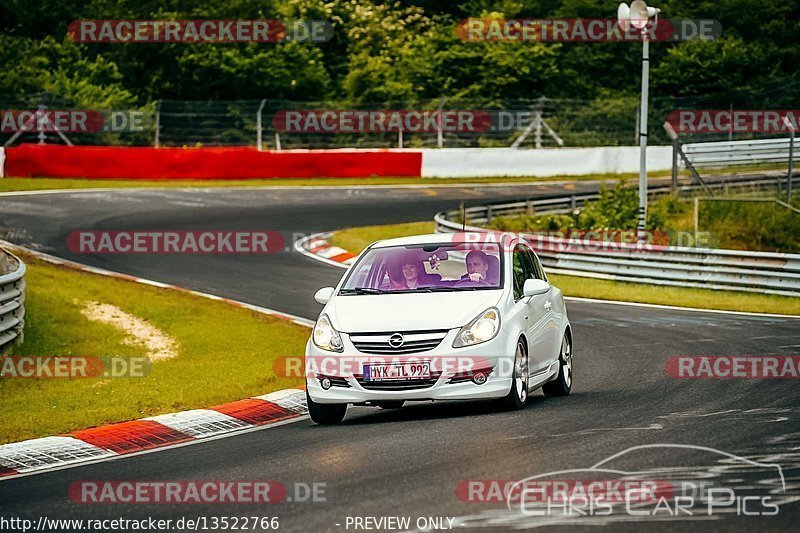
[{"x1": 4, "y1": 144, "x2": 422, "y2": 179}]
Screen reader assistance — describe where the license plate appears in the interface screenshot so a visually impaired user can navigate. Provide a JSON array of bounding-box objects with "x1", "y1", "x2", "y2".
[{"x1": 363, "y1": 362, "x2": 431, "y2": 381}]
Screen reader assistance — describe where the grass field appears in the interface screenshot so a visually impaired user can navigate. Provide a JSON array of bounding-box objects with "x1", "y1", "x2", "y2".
[
  {"x1": 328, "y1": 222, "x2": 800, "y2": 316},
  {"x1": 0, "y1": 252, "x2": 309, "y2": 444}
]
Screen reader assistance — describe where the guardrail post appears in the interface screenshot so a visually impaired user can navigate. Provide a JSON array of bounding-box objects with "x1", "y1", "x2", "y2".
[
  {"x1": 486, "y1": 206, "x2": 493, "y2": 225},
  {"x1": 154, "y1": 101, "x2": 161, "y2": 148},
  {"x1": 664, "y1": 121, "x2": 680, "y2": 194},
  {"x1": 785, "y1": 117, "x2": 795, "y2": 202},
  {"x1": 671, "y1": 137, "x2": 679, "y2": 193},
  {"x1": 256, "y1": 99, "x2": 266, "y2": 151},
  {"x1": 570, "y1": 195, "x2": 577, "y2": 210},
  {"x1": 526, "y1": 199, "x2": 533, "y2": 216}
]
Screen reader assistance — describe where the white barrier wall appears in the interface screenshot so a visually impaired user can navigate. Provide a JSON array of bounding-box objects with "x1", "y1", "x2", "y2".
[{"x1": 421, "y1": 146, "x2": 673, "y2": 178}]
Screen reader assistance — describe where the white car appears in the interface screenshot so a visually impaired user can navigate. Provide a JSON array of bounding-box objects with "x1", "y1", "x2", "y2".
[{"x1": 305, "y1": 232, "x2": 573, "y2": 424}]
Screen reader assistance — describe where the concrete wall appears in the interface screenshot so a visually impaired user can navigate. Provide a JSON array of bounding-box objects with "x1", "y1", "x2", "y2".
[{"x1": 421, "y1": 146, "x2": 673, "y2": 178}]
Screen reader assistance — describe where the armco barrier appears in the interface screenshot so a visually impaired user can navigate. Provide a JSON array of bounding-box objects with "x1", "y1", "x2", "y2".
[
  {"x1": 4, "y1": 144, "x2": 423, "y2": 180},
  {"x1": 0, "y1": 249, "x2": 25, "y2": 352},
  {"x1": 435, "y1": 175, "x2": 800, "y2": 297},
  {"x1": 683, "y1": 137, "x2": 796, "y2": 168}
]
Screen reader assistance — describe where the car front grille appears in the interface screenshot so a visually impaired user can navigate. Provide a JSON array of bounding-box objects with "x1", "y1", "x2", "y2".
[{"x1": 349, "y1": 330, "x2": 448, "y2": 355}]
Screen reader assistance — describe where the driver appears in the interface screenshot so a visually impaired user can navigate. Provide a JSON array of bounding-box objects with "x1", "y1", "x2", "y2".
[{"x1": 463, "y1": 250, "x2": 490, "y2": 284}]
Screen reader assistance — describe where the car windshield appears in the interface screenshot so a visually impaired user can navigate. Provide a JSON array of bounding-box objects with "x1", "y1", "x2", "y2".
[{"x1": 340, "y1": 243, "x2": 503, "y2": 294}]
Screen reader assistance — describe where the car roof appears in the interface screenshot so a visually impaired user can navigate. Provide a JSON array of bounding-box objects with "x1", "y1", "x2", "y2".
[{"x1": 370, "y1": 232, "x2": 517, "y2": 249}]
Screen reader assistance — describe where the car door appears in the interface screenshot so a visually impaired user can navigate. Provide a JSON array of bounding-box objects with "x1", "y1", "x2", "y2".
[
  {"x1": 526, "y1": 246, "x2": 561, "y2": 365},
  {"x1": 512, "y1": 244, "x2": 551, "y2": 373}
]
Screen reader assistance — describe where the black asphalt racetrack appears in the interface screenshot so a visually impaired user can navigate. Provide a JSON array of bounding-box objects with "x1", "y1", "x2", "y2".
[{"x1": 0, "y1": 181, "x2": 798, "y2": 532}]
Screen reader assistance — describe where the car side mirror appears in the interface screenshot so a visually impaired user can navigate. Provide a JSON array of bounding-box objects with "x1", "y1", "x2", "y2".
[
  {"x1": 523, "y1": 278, "x2": 550, "y2": 297},
  {"x1": 314, "y1": 287, "x2": 335, "y2": 305}
]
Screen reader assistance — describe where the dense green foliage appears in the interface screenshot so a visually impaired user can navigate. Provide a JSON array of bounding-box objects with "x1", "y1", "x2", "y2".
[
  {"x1": 489, "y1": 183, "x2": 800, "y2": 252},
  {"x1": 2, "y1": 0, "x2": 798, "y2": 108}
]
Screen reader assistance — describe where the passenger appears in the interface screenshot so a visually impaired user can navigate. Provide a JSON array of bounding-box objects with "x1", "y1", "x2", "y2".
[
  {"x1": 388, "y1": 251, "x2": 423, "y2": 290},
  {"x1": 400, "y1": 261, "x2": 421, "y2": 289}
]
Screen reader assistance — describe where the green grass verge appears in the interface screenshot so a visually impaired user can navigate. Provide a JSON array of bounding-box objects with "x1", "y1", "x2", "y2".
[
  {"x1": 1, "y1": 252, "x2": 308, "y2": 444},
  {"x1": 328, "y1": 222, "x2": 800, "y2": 316},
  {"x1": 328, "y1": 221, "x2": 436, "y2": 252},
  {"x1": 545, "y1": 274, "x2": 800, "y2": 315}
]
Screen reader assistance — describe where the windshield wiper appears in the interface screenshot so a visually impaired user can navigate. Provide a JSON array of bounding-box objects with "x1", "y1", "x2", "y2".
[{"x1": 339, "y1": 287, "x2": 387, "y2": 295}]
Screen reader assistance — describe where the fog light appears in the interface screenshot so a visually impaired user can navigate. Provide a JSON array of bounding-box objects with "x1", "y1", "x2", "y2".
[
  {"x1": 472, "y1": 372, "x2": 487, "y2": 385},
  {"x1": 320, "y1": 377, "x2": 332, "y2": 390}
]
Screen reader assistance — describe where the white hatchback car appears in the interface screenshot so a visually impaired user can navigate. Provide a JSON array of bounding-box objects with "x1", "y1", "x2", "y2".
[{"x1": 305, "y1": 232, "x2": 573, "y2": 424}]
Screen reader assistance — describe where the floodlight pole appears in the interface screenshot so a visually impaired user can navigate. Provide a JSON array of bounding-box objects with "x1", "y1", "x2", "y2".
[{"x1": 636, "y1": 30, "x2": 650, "y2": 240}]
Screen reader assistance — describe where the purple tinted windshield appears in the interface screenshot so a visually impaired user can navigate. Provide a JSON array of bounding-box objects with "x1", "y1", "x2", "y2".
[{"x1": 341, "y1": 243, "x2": 503, "y2": 292}]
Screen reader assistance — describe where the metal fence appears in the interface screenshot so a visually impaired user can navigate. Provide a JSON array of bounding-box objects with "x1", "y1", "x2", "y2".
[
  {"x1": 0, "y1": 249, "x2": 26, "y2": 353},
  {"x1": 4, "y1": 93, "x2": 796, "y2": 150},
  {"x1": 434, "y1": 175, "x2": 800, "y2": 297}
]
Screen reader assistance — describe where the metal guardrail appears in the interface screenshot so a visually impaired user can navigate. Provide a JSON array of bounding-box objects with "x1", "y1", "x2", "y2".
[
  {"x1": 682, "y1": 137, "x2": 798, "y2": 168},
  {"x1": 0, "y1": 249, "x2": 26, "y2": 352},
  {"x1": 448, "y1": 174, "x2": 781, "y2": 226},
  {"x1": 435, "y1": 175, "x2": 800, "y2": 297}
]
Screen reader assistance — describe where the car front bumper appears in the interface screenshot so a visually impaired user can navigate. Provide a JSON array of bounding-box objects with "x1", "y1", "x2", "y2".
[{"x1": 305, "y1": 328, "x2": 516, "y2": 404}]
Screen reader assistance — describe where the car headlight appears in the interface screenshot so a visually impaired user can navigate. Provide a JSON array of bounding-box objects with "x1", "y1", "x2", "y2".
[
  {"x1": 453, "y1": 307, "x2": 500, "y2": 348},
  {"x1": 313, "y1": 314, "x2": 344, "y2": 352}
]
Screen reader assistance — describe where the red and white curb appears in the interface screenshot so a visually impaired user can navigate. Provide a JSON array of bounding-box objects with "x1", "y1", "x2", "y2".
[
  {"x1": 0, "y1": 240, "x2": 316, "y2": 480},
  {"x1": 294, "y1": 232, "x2": 353, "y2": 269},
  {"x1": 0, "y1": 389, "x2": 307, "y2": 480}
]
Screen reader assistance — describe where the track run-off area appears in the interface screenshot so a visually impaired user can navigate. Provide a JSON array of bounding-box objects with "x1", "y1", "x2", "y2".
[{"x1": 0, "y1": 180, "x2": 798, "y2": 532}]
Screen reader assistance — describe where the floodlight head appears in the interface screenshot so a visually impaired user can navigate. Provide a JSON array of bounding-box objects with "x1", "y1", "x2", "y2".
[
  {"x1": 629, "y1": 0, "x2": 651, "y2": 29},
  {"x1": 617, "y1": 3, "x2": 631, "y2": 31}
]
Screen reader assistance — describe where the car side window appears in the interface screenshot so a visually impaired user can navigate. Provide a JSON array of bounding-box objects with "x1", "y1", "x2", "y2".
[
  {"x1": 512, "y1": 244, "x2": 528, "y2": 300},
  {"x1": 525, "y1": 246, "x2": 546, "y2": 281},
  {"x1": 519, "y1": 246, "x2": 537, "y2": 281},
  {"x1": 534, "y1": 252, "x2": 548, "y2": 282}
]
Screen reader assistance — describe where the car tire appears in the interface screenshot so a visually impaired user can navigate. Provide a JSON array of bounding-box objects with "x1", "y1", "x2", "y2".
[
  {"x1": 307, "y1": 390, "x2": 347, "y2": 425},
  {"x1": 543, "y1": 331, "x2": 572, "y2": 397},
  {"x1": 502, "y1": 339, "x2": 528, "y2": 410},
  {"x1": 375, "y1": 400, "x2": 405, "y2": 409}
]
